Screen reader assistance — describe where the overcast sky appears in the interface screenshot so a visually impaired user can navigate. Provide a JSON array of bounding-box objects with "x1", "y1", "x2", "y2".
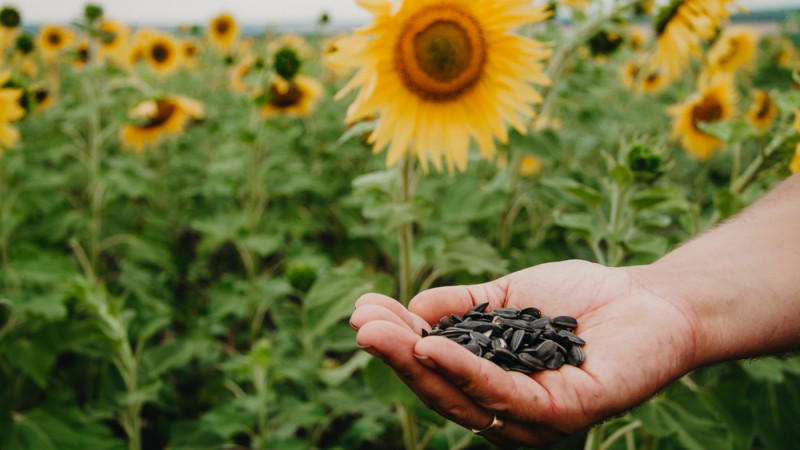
[{"x1": 14, "y1": 0, "x2": 799, "y2": 26}]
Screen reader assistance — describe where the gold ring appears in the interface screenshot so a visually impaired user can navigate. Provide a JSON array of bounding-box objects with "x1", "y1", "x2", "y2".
[{"x1": 471, "y1": 415, "x2": 503, "y2": 435}]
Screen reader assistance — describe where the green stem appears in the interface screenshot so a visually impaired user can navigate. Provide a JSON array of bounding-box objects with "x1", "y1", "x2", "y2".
[
  {"x1": 584, "y1": 424, "x2": 606, "y2": 450},
  {"x1": 730, "y1": 126, "x2": 794, "y2": 196},
  {"x1": 599, "y1": 420, "x2": 642, "y2": 450},
  {"x1": 397, "y1": 156, "x2": 415, "y2": 306},
  {"x1": 538, "y1": 0, "x2": 645, "y2": 123},
  {"x1": 499, "y1": 149, "x2": 523, "y2": 249},
  {"x1": 397, "y1": 404, "x2": 419, "y2": 450}
]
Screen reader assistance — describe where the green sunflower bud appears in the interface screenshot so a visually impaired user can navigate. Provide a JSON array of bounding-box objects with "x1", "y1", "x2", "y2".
[
  {"x1": 84, "y1": 4, "x2": 103, "y2": 22},
  {"x1": 274, "y1": 47, "x2": 301, "y2": 80},
  {"x1": 626, "y1": 144, "x2": 664, "y2": 182},
  {"x1": 286, "y1": 261, "x2": 317, "y2": 292},
  {"x1": 15, "y1": 33, "x2": 34, "y2": 54},
  {"x1": 588, "y1": 30, "x2": 624, "y2": 56},
  {"x1": 0, "y1": 6, "x2": 20, "y2": 28}
]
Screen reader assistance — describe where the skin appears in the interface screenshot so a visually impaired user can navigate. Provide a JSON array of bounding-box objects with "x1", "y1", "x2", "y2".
[{"x1": 350, "y1": 173, "x2": 800, "y2": 448}]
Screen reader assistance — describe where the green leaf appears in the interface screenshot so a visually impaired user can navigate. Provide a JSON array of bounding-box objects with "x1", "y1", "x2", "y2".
[
  {"x1": 167, "y1": 422, "x2": 229, "y2": 450},
  {"x1": 337, "y1": 120, "x2": 376, "y2": 146},
  {"x1": 0, "y1": 292, "x2": 66, "y2": 321},
  {"x1": 713, "y1": 188, "x2": 744, "y2": 221},
  {"x1": 434, "y1": 237, "x2": 508, "y2": 277},
  {"x1": 625, "y1": 234, "x2": 669, "y2": 256},
  {"x1": 240, "y1": 234, "x2": 283, "y2": 257},
  {"x1": 142, "y1": 337, "x2": 214, "y2": 379},
  {"x1": 116, "y1": 381, "x2": 164, "y2": 407},
  {"x1": 630, "y1": 186, "x2": 687, "y2": 211},
  {"x1": 698, "y1": 120, "x2": 755, "y2": 144},
  {"x1": 0, "y1": 338, "x2": 59, "y2": 388},
  {"x1": 739, "y1": 356, "x2": 800, "y2": 382},
  {"x1": 320, "y1": 351, "x2": 371, "y2": 387},
  {"x1": 303, "y1": 260, "x2": 374, "y2": 339},
  {"x1": 633, "y1": 389, "x2": 733, "y2": 450},
  {"x1": 352, "y1": 169, "x2": 397, "y2": 193},
  {"x1": 553, "y1": 212, "x2": 599, "y2": 238},
  {"x1": 609, "y1": 165, "x2": 633, "y2": 188},
  {"x1": 770, "y1": 88, "x2": 800, "y2": 115},
  {"x1": 541, "y1": 177, "x2": 603, "y2": 206}
]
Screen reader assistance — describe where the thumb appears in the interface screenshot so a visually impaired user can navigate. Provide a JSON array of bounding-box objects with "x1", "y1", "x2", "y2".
[{"x1": 408, "y1": 278, "x2": 509, "y2": 325}]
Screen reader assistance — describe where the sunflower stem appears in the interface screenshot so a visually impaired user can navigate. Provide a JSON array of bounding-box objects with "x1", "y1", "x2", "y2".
[
  {"x1": 730, "y1": 125, "x2": 794, "y2": 196},
  {"x1": 397, "y1": 156, "x2": 415, "y2": 306},
  {"x1": 538, "y1": 0, "x2": 645, "y2": 124}
]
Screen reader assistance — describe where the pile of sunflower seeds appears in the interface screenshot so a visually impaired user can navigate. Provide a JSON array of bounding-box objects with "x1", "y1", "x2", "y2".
[{"x1": 422, "y1": 302, "x2": 586, "y2": 375}]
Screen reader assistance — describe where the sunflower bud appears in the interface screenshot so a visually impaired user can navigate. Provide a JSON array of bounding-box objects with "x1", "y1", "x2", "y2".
[
  {"x1": 15, "y1": 33, "x2": 34, "y2": 54},
  {"x1": 274, "y1": 47, "x2": 301, "y2": 80},
  {"x1": 626, "y1": 144, "x2": 664, "y2": 182},
  {"x1": 286, "y1": 261, "x2": 317, "y2": 292},
  {"x1": 0, "y1": 6, "x2": 19, "y2": 28},
  {"x1": 588, "y1": 30, "x2": 624, "y2": 57},
  {"x1": 84, "y1": 4, "x2": 103, "y2": 22}
]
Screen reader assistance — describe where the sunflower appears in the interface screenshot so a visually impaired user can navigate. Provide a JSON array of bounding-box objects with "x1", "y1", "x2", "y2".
[
  {"x1": 126, "y1": 28, "x2": 156, "y2": 67},
  {"x1": 37, "y1": 25, "x2": 74, "y2": 58},
  {"x1": 667, "y1": 75, "x2": 736, "y2": 160},
  {"x1": 620, "y1": 62, "x2": 639, "y2": 89},
  {"x1": 790, "y1": 143, "x2": 800, "y2": 175},
  {"x1": 335, "y1": 0, "x2": 552, "y2": 172},
  {"x1": 73, "y1": 39, "x2": 90, "y2": 69},
  {"x1": 775, "y1": 37, "x2": 799, "y2": 69},
  {"x1": 143, "y1": 32, "x2": 181, "y2": 75},
  {"x1": 209, "y1": 13, "x2": 238, "y2": 51},
  {"x1": 628, "y1": 25, "x2": 648, "y2": 52},
  {"x1": 651, "y1": 0, "x2": 740, "y2": 82},
  {"x1": 322, "y1": 34, "x2": 355, "y2": 80},
  {"x1": 33, "y1": 86, "x2": 55, "y2": 112},
  {"x1": 746, "y1": 90, "x2": 777, "y2": 132},
  {"x1": 181, "y1": 40, "x2": 199, "y2": 68},
  {"x1": 639, "y1": 70, "x2": 668, "y2": 93},
  {"x1": 268, "y1": 33, "x2": 313, "y2": 60},
  {"x1": 519, "y1": 155, "x2": 543, "y2": 177},
  {"x1": 262, "y1": 74, "x2": 323, "y2": 118},
  {"x1": 230, "y1": 56, "x2": 256, "y2": 93},
  {"x1": 561, "y1": 0, "x2": 590, "y2": 11},
  {"x1": 120, "y1": 95, "x2": 205, "y2": 153},
  {"x1": 97, "y1": 20, "x2": 129, "y2": 64},
  {"x1": 703, "y1": 26, "x2": 758, "y2": 76},
  {"x1": 0, "y1": 71, "x2": 25, "y2": 151}
]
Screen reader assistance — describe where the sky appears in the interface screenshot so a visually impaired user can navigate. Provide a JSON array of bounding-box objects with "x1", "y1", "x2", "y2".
[{"x1": 14, "y1": 0, "x2": 800, "y2": 26}]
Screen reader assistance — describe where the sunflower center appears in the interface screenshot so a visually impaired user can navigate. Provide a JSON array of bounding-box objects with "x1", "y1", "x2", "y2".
[
  {"x1": 35, "y1": 89, "x2": 49, "y2": 104},
  {"x1": 78, "y1": 46, "x2": 89, "y2": 63},
  {"x1": 142, "y1": 101, "x2": 177, "y2": 128},
  {"x1": 395, "y1": 5, "x2": 485, "y2": 102},
  {"x1": 216, "y1": 19, "x2": 230, "y2": 35},
  {"x1": 716, "y1": 38, "x2": 740, "y2": 67},
  {"x1": 151, "y1": 43, "x2": 170, "y2": 63},
  {"x1": 184, "y1": 44, "x2": 197, "y2": 57},
  {"x1": 691, "y1": 96, "x2": 723, "y2": 129},
  {"x1": 268, "y1": 83, "x2": 303, "y2": 108},
  {"x1": 48, "y1": 32, "x2": 62, "y2": 46},
  {"x1": 755, "y1": 95, "x2": 772, "y2": 119}
]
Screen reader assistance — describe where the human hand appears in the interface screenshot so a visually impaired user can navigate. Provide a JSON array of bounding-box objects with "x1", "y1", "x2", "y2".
[{"x1": 350, "y1": 260, "x2": 699, "y2": 447}]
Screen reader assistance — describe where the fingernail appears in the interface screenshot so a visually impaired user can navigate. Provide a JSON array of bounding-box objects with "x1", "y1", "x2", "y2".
[
  {"x1": 349, "y1": 320, "x2": 357, "y2": 330},
  {"x1": 358, "y1": 345, "x2": 371, "y2": 350},
  {"x1": 413, "y1": 353, "x2": 429, "y2": 360}
]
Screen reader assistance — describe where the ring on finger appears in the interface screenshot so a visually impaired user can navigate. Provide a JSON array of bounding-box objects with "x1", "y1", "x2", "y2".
[{"x1": 471, "y1": 415, "x2": 504, "y2": 435}]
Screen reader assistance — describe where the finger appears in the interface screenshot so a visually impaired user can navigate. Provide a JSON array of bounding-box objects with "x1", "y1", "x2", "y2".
[
  {"x1": 356, "y1": 321, "x2": 494, "y2": 430},
  {"x1": 351, "y1": 304, "x2": 416, "y2": 332},
  {"x1": 413, "y1": 337, "x2": 567, "y2": 445},
  {"x1": 408, "y1": 278, "x2": 510, "y2": 325},
  {"x1": 354, "y1": 293, "x2": 430, "y2": 333}
]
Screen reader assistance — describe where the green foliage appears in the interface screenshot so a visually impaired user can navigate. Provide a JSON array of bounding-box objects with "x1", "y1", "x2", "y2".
[{"x1": 1, "y1": 9, "x2": 799, "y2": 450}]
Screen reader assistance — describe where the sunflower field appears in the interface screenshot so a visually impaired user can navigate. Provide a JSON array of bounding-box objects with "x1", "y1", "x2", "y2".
[{"x1": 1, "y1": 0, "x2": 800, "y2": 449}]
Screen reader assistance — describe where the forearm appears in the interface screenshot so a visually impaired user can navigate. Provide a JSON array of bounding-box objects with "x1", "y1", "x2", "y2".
[{"x1": 628, "y1": 174, "x2": 800, "y2": 368}]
